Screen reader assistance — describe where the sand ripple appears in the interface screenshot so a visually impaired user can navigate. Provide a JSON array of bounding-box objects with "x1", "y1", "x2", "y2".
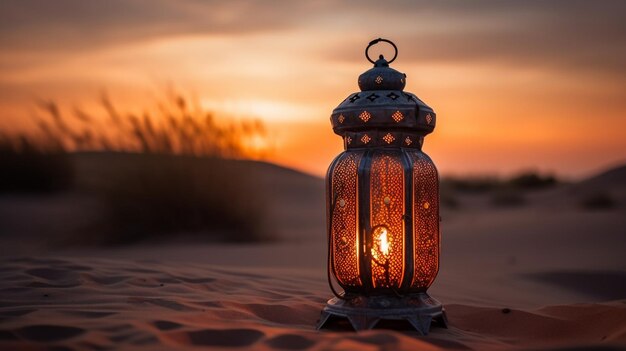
[{"x1": 0, "y1": 256, "x2": 624, "y2": 350}]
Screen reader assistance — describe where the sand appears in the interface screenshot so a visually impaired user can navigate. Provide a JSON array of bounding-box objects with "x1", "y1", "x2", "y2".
[
  {"x1": 0, "y1": 159, "x2": 625, "y2": 350},
  {"x1": 0, "y1": 256, "x2": 624, "y2": 351}
]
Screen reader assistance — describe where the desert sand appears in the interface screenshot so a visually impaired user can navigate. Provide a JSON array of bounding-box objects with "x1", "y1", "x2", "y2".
[
  {"x1": 0, "y1": 256, "x2": 624, "y2": 351},
  {"x1": 0, "y1": 157, "x2": 625, "y2": 350}
]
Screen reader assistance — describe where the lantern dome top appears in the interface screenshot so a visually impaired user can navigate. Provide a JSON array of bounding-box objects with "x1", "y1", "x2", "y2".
[
  {"x1": 330, "y1": 38, "x2": 436, "y2": 150},
  {"x1": 358, "y1": 55, "x2": 407, "y2": 91},
  {"x1": 359, "y1": 38, "x2": 406, "y2": 91}
]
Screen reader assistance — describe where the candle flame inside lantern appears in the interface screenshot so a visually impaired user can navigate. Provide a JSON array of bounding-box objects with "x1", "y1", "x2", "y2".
[
  {"x1": 372, "y1": 226, "x2": 391, "y2": 260},
  {"x1": 379, "y1": 229, "x2": 389, "y2": 256}
]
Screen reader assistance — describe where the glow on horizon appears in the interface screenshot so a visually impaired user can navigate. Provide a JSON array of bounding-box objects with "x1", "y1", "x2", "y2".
[
  {"x1": 0, "y1": 1, "x2": 625, "y2": 179},
  {"x1": 200, "y1": 98, "x2": 320, "y2": 123}
]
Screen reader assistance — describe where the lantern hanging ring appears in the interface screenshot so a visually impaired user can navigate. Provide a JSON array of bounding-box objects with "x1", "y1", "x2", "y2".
[{"x1": 365, "y1": 38, "x2": 398, "y2": 64}]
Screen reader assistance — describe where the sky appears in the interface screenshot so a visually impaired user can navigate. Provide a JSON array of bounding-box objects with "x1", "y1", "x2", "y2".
[{"x1": 1, "y1": 0, "x2": 625, "y2": 178}]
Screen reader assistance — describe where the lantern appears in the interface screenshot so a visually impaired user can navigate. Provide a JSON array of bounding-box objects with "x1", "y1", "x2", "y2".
[{"x1": 317, "y1": 39, "x2": 448, "y2": 334}]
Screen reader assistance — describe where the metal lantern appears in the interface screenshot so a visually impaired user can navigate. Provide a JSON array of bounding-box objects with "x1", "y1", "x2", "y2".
[{"x1": 317, "y1": 39, "x2": 448, "y2": 334}]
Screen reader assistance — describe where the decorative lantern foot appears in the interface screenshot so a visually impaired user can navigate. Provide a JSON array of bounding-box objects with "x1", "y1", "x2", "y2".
[{"x1": 317, "y1": 292, "x2": 447, "y2": 334}]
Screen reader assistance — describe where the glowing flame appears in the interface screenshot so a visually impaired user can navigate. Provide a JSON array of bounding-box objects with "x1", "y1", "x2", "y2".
[
  {"x1": 371, "y1": 226, "x2": 391, "y2": 261},
  {"x1": 379, "y1": 228, "x2": 389, "y2": 256}
]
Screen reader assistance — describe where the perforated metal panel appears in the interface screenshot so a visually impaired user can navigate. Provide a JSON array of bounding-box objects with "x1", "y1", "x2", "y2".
[
  {"x1": 330, "y1": 152, "x2": 363, "y2": 287},
  {"x1": 409, "y1": 152, "x2": 440, "y2": 289},
  {"x1": 369, "y1": 151, "x2": 405, "y2": 289}
]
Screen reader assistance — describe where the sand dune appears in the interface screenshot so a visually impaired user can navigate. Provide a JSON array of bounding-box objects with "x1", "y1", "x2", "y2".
[{"x1": 0, "y1": 257, "x2": 624, "y2": 351}]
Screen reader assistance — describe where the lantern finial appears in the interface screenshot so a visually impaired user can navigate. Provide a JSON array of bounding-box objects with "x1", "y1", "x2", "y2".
[{"x1": 359, "y1": 38, "x2": 406, "y2": 91}]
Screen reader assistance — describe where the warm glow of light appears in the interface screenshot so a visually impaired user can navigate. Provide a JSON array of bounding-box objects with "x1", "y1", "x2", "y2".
[
  {"x1": 372, "y1": 226, "x2": 391, "y2": 260},
  {"x1": 200, "y1": 98, "x2": 318, "y2": 123},
  {"x1": 380, "y1": 229, "x2": 389, "y2": 256},
  {"x1": 0, "y1": 6, "x2": 624, "y2": 178},
  {"x1": 242, "y1": 133, "x2": 271, "y2": 158}
]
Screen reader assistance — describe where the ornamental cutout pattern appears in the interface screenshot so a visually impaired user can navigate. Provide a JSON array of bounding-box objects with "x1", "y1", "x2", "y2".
[
  {"x1": 359, "y1": 111, "x2": 372, "y2": 122},
  {"x1": 425, "y1": 113, "x2": 433, "y2": 125},
  {"x1": 382, "y1": 133, "x2": 395, "y2": 144},
  {"x1": 391, "y1": 111, "x2": 404, "y2": 122}
]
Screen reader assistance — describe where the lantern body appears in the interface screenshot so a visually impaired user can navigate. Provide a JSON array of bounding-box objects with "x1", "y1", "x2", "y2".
[
  {"x1": 328, "y1": 148, "x2": 439, "y2": 294},
  {"x1": 318, "y1": 39, "x2": 447, "y2": 333}
]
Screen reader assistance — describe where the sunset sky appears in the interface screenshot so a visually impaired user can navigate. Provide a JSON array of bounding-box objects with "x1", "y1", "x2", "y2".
[{"x1": 1, "y1": 0, "x2": 625, "y2": 178}]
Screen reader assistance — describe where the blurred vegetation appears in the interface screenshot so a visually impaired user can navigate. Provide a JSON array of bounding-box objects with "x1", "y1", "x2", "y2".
[
  {"x1": 580, "y1": 192, "x2": 617, "y2": 211},
  {"x1": 31, "y1": 92, "x2": 266, "y2": 158},
  {"x1": 0, "y1": 91, "x2": 270, "y2": 244},
  {"x1": 440, "y1": 171, "x2": 558, "y2": 209},
  {"x1": 442, "y1": 172, "x2": 558, "y2": 194},
  {"x1": 508, "y1": 173, "x2": 557, "y2": 190}
]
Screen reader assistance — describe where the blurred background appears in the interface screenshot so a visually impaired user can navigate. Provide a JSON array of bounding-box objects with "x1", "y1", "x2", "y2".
[{"x1": 0, "y1": 0, "x2": 624, "y2": 277}]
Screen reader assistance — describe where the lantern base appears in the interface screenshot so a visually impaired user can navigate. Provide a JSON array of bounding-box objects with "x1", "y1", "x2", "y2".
[{"x1": 316, "y1": 292, "x2": 447, "y2": 334}]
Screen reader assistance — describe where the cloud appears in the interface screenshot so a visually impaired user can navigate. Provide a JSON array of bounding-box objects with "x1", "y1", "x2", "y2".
[
  {"x1": 0, "y1": 0, "x2": 305, "y2": 51},
  {"x1": 1, "y1": 0, "x2": 624, "y2": 78},
  {"x1": 320, "y1": 1, "x2": 626, "y2": 78}
]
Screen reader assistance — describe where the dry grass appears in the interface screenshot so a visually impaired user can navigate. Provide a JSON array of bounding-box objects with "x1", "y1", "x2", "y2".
[
  {"x1": 31, "y1": 92, "x2": 266, "y2": 158},
  {"x1": 0, "y1": 91, "x2": 270, "y2": 244}
]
